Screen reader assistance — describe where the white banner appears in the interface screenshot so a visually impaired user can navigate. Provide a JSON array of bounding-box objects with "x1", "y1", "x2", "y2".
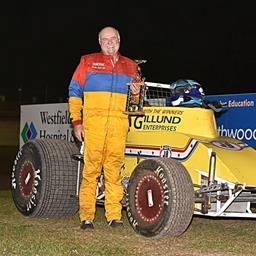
[{"x1": 20, "y1": 103, "x2": 74, "y2": 148}]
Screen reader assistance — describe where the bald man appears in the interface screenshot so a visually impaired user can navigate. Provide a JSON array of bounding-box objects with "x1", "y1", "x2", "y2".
[{"x1": 68, "y1": 26, "x2": 140, "y2": 229}]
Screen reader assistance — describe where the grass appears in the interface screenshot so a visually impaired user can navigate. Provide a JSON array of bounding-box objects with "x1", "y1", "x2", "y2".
[
  {"x1": 0, "y1": 145, "x2": 18, "y2": 190},
  {"x1": 1, "y1": 191, "x2": 256, "y2": 256}
]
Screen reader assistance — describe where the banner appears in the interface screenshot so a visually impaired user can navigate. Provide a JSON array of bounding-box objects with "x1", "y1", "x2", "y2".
[
  {"x1": 20, "y1": 93, "x2": 256, "y2": 149},
  {"x1": 20, "y1": 103, "x2": 73, "y2": 148},
  {"x1": 205, "y1": 93, "x2": 256, "y2": 149}
]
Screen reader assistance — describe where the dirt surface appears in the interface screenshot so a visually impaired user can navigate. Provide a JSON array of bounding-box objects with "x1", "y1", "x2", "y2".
[{"x1": 0, "y1": 146, "x2": 18, "y2": 190}]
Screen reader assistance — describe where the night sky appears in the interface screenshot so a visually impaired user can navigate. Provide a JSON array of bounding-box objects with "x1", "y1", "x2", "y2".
[{"x1": 2, "y1": 2, "x2": 256, "y2": 103}]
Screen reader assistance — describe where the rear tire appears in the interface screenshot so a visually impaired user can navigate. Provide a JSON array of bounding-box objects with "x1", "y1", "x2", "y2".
[
  {"x1": 126, "y1": 157, "x2": 194, "y2": 238},
  {"x1": 11, "y1": 139, "x2": 81, "y2": 217}
]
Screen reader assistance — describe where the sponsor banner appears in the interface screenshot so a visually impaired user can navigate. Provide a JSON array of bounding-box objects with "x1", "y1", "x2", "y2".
[
  {"x1": 205, "y1": 93, "x2": 256, "y2": 149},
  {"x1": 20, "y1": 103, "x2": 73, "y2": 148},
  {"x1": 20, "y1": 93, "x2": 256, "y2": 150}
]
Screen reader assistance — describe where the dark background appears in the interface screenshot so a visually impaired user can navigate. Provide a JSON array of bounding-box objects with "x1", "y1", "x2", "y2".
[{"x1": 1, "y1": 2, "x2": 255, "y2": 104}]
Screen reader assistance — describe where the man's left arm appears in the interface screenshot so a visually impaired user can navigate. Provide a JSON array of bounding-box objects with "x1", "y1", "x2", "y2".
[{"x1": 130, "y1": 64, "x2": 143, "y2": 103}]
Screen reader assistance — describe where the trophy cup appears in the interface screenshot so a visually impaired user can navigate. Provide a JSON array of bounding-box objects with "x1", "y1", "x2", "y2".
[{"x1": 124, "y1": 60, "x2": 147, "y2": 116}]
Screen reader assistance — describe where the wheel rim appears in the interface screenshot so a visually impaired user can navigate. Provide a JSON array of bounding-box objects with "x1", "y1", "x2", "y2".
[
  {"x1": 19, "y1": 160, "x2": 35, "y2": 198},
  {"x1": 135, "y1": 172, "x2": 165, "y2": 223}
]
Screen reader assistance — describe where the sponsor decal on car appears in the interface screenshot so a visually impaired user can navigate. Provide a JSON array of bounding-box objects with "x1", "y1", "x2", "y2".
[{"x1": 126, "y1": 139, "x2": 198, "y2": 160}]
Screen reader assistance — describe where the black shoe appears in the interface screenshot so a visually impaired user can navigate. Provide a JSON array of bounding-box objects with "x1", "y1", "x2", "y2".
[
  {"x1": 80, "y1": 220, "x2": 94, "y2": 230},
  {"x1": 108, "y1": 220, "x2": 123, "y2": 227}
]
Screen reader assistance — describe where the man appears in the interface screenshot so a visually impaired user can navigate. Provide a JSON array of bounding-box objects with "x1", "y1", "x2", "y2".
[{"x1": 68, "y1": 26, "x2": 140, "y2": 229}]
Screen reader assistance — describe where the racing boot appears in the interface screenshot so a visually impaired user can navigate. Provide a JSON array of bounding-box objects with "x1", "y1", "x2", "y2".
[{"x1": 80, "y1": 220, "x2": 94, "y2": 230}]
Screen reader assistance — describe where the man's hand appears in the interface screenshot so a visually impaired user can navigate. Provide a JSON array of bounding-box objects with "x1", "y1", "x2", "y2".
[
  {"x1": 130, "y1": 82, "x2": 143, "y2": 95},
  {"x1": 73, "y1": 124, "x2": 84, "y2": 142}
]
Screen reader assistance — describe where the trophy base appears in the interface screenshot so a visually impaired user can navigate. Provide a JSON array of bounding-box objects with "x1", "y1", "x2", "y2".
[{"x1": 123, "y1": 111, "x2": 145, "y2": 116}]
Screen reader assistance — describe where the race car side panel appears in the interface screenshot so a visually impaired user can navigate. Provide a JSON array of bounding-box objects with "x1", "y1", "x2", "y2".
[{"x1": 124, "y1": 106, "x2": 256, "y2": 187}]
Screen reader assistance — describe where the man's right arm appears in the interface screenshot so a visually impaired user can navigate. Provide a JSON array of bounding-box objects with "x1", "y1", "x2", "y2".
[
  {"x1": 69, "y1": 96, "x2": 84, "y2": 141},
  {"x1": 68, "y1": 57, "x2": 86, "y2": 141}
]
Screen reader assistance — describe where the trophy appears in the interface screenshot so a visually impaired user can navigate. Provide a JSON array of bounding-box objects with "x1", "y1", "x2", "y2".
[{"x1": 124, "y1": 59, "x2": 147, "y2": 116}]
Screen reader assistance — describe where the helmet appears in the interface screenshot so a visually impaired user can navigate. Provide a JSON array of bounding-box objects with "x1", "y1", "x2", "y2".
[{"x1": 167, "y1": 79, "x2": 205, "y2": 106}]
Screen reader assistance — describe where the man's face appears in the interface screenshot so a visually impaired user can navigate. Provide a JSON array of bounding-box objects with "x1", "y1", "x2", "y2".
[{"x1": 99, "y1": 28, "x2": 120, "y2": 56}]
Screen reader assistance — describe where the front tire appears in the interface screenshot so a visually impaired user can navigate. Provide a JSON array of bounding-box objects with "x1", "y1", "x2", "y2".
[
  {"x1": 126, "y1": 158, "x2": 194, "y2": 238},
  {"x1": 11, "y1": 139, "x2": 81, "y2": 218}
]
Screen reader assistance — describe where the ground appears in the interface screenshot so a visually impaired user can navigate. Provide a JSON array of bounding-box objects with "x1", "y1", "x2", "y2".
[{"x1": 0, "y1": 146, "x2": 18, "y2": 191}]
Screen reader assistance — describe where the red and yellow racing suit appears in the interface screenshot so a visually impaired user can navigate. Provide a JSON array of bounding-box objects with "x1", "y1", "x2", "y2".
[{"x1": 68, "y1": 52, "x2": 138, "y2": 222}]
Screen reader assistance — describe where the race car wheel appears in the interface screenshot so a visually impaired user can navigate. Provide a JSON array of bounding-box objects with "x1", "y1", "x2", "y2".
[
  {"x1": 126, "y1": 157, "x2": 194, "y2": 238},
  {"x1": 11, "y1": 139, "x2": 81, "y2": 217}
]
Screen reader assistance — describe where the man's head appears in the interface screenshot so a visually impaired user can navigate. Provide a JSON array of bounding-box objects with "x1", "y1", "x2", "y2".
[{"x1": 98, "y1": 26, "x2": 120, "y2": 57}]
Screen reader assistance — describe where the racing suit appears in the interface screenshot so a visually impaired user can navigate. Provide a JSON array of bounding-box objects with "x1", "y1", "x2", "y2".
[{"x1": 68, "y1": 52, "x2": 138, "y2": 222}]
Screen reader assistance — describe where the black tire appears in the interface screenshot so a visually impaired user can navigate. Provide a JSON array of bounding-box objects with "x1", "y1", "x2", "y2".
[
  {"x1": 126, "y1": 158, "x2": 194, "y2": 238},
  {"x1": 11, "y1": 139, "x2": 81, "y2": 218}
]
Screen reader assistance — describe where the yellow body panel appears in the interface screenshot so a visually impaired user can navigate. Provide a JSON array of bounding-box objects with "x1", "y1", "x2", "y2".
[{"x1": 123, "y1": 106, "x2": 256, "y2": 187}]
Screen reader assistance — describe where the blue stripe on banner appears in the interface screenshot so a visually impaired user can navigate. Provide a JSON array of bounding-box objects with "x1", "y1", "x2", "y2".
[
  {"x1": 205, "y1": 93, "x2": 256, "y2": 149},
  {"x1": 85, "y1": 72, "x2": 132, "y2": 94}
]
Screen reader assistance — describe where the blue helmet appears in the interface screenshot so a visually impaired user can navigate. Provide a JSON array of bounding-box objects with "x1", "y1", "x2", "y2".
[{"x1": 167, "y1": 79, "x2": 205, "y2": 106}]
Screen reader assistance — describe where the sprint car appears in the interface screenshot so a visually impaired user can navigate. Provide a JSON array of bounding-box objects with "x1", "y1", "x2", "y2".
[{"x1": 11, "y1": 81, "x2": 256, "y2": 238}]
